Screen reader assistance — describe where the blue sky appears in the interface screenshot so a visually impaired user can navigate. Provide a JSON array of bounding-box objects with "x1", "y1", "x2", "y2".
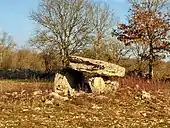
[{"x1": 0, "y1": 0, "x2": 129, "y2": 46}]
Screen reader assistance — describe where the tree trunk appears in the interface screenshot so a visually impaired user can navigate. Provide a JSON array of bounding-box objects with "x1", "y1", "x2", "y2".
[
  {"x1": 148, "y1": 60, "x2": 152, "y2": 79},
  {"x1": 62, "y1": 48, "x2": 70, "y2": 68},
  {"x1": 148, "y1": 42, "x2": 153, "y2": 80},
  {"x1": 42, "y1": 53, "x2": 52, "y2": 72},
  {"x1": 44, "y1": 59, "x2": 51, "y2": 72}
]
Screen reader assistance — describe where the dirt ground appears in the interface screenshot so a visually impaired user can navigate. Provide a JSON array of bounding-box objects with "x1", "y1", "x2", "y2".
[{"x1": 0, "y1": 79, "x2": 169, "y2": 128}]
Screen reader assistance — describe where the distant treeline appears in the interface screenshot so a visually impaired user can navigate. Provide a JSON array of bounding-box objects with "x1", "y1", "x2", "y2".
[
  {"x1": 0, "y1": 31, "x2": 170, "y2": 80},
  {"x1": 0, "y1": 45, "x2": 170, "y2": 80}
]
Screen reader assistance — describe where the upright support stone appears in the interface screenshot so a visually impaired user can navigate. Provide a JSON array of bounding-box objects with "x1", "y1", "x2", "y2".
[
  {"x1": 54, "y1": 73, "x2": 75, "y2": 96},
  {"x1": 90, "y1": 77, "x2": 106, "y2": 93}
]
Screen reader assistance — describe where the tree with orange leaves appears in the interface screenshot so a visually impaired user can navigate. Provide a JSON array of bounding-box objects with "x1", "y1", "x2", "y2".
[{"x1": 112, "y1": 0, "x2": 170, "y2": 79}]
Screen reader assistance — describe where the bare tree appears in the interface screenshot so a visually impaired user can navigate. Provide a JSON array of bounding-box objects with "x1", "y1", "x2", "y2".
[
  {"x1": 0, "y1": 31, "x2": 16, "y2": 69},
  {"x1": 30, "y1": 0, "x2": 95, "y2": 68},
  {"x1": 90, "y1": 3, "x2": 115, "y2": 59}
]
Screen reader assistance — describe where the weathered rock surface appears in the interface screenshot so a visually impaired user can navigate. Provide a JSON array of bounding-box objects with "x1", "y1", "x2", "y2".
[
  {"x1": 141, "y1": 91, "x2": 151, "y2": 100},
  {"x1": 90, "y1": 77, "x2": 106, "y2": 93},
  {"x1": 54, "y1": 73, "x2": 75, "y2": 96},
  {"x1": 135, "y1": 90, "x2": 152, "y2": 100},
  {"x1": 49, "y1": 92, "x2": 69, "y2": 101},
  {"x1": 105, "y1": 80, "x2": 120, "y2": 93},
  {"x1": 58, "y1": 67, "x2": 92, "y2": 93},
  {"x1": 54, "y1": 56, "x2": 124, "y2": 95},
  {"x1": 70, "y1": 56, "x2": 125, "y2": 77},
  {"x1": 89, "y1": 77, "x2": 120, "y2": 93}
]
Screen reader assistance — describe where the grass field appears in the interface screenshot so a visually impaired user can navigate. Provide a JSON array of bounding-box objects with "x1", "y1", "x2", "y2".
[{"x1": 0, "y1": 78, "x2": 169, "y2": 128}]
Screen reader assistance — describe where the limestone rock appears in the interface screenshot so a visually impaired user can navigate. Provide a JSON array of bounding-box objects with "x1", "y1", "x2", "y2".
[
  {"x1": 90, "y1": 77, "x2": 106, "y2": 93},
  {"x1": 54, "y1": 54, "x2": 124, "y2": 95},
  {"x1": 45, "y1": 99, "x2": 54, "y2": 105},
  {"x1": 105, "y1": 81, "x2": 120, "y2": 93},
  {"x1": 33, "y1": 90, "x2": 42, "y2": 96},
  {"x1": 88, "y1": 77, "x2": 120, "y2": 93},
  {"x1": 70, "y1": 56, "x2": 125, "y2": 77},
  {"x1": 141, "y1": 91, "x2": 151, "y2": 100},
  {"x1": 111, "y1": 81, "x2": 120, "y2": 92},
  {"x1": 49, "y1": 92, "x2": 69, "y2": 101},
  {"x1": 54, "y1": 73, "x2": 75, "y2": 96},
  {"x1": 92, "y1": 104, "x2": 102, "y2": 110},
  {"x1": 135, "y1": 90, "x2": 152, "y2": 100},
  {"x1": 95, "y1": 95, "x2": 108, "y2": 100},
  {"x1": 58, "y1": 67, "x2": 92, "y2": 93}
]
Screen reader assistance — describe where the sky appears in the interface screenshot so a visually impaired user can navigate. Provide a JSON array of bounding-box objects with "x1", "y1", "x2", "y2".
[{"x1": 0, "y1": 0, "x2": 129, "y2": 46}]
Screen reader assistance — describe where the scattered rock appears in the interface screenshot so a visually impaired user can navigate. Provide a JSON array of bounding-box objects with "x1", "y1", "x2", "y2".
[
  {"x1": 33, "y1": 90, "x2": 42, "y2": 96},
  {"x1": 45, "y1": 99, "x2": 54, "y2": 105},
  {"x1": 49, "y1": 92, "x2": 69, "y2": 101},
  {"x1": 95, "y1": 95, "x2": 108, "y2": 100},
  {"x1": 135, "y1": 90, "x2": 152, "y2": 100},
  {"x1": 135, "y1": 84, "x2": 139, "y2": 89},
  {"x1": 105, "y1": 80, "x2": 111, "y2": 84},
  {"x1": 92, "y1": 104, "x2": 102, "y2": 110},
  {"x1": 112, "y1": 81, "x2": 120, "y2": 91},
  {"x1": 141, "y1": 91, "x2": 151, "y2": 100},
  {"x1": 21, "y1": 90, "x2": 26, "y2": 95},
  {"x1": 12, "y1": 92, "x2": 18, "y2": 97},
  {"x1": 34, "y1": 107, "x2": 41, "y2": 111}
]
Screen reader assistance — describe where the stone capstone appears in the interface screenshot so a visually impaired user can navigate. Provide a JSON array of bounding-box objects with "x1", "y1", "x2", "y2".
[{"x1": 70, "y1": 56, "x2": 125, "y2": 77}]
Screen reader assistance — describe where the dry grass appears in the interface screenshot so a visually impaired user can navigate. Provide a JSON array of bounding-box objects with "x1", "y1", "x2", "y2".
[
  {"x1": 0, "y1": 80, "x2": 53, "y2": 93},
  {"x1": 0, "y1": 78, "x2": 169, "y2": 128}
]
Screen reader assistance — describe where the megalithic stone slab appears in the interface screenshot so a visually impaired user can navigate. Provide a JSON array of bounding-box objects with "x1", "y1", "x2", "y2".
[{"x1": 70, "y1": 56, "x2": 125, "y2": 77}]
